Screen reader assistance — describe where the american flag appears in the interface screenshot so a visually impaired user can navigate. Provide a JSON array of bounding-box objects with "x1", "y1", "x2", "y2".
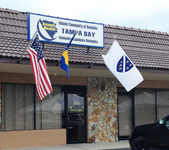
[{"x1": 28, "y1": 34, "x2": 52, "y2": 100}]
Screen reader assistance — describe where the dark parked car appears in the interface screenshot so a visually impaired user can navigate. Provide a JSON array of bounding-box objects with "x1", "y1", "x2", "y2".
[{"x1": 129, "y1": 115, "x2": 169, "y2": 150}]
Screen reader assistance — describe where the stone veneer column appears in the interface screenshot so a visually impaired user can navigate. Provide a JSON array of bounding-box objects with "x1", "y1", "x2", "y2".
[
  {"x1": 87, "y1": 77, "x2": 118, "y2": 143},
  {"x1": 0, "y1": 82, "x2": 1, "y2": 148},
  {"x1": 0, "y1": 82, "x2": 2, "y2": 128}
]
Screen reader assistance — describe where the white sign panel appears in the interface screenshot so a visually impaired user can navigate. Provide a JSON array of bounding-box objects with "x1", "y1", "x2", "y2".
[{"x1": 27, "y1": 13, "x2": 104, "y2": 48}]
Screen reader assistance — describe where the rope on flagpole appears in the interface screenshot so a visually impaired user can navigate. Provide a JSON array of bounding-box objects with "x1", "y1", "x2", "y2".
[
  {"x1": 88, "y1": 37, "x2": 116, "y2": 68},
  {"x1": 17, "y1": 30, "x2": 38, "y2": 64}
]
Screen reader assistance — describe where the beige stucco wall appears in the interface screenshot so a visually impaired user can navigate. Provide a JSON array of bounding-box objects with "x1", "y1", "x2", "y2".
[
  {"x1": 117, "y1": 79, "x2": 169, "y2": 89},
  {"x1": 0, "y1": 72, "x2": 87, "y2": 85},
  {"x1": 1, "y1": 129, "x2": 66, "y2": 149}
]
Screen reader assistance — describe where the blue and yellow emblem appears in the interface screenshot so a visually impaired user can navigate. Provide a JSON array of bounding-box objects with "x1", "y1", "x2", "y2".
[
  {"x1": 117, "y1": 55, "x2": 133, "y2": 72},
  {"x1": 37, "y1": 19, "x2": 57, "y2": 41}
]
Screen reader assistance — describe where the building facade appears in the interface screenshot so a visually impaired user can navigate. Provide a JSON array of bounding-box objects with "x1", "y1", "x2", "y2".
[{"x1": 1, "y1": 8, "x2": 169, "y2": 149}]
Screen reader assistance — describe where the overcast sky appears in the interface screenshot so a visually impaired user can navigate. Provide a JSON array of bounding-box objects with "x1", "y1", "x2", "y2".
[{"x1": 1, "y1": 0, "x2": 169, "y2": 33}]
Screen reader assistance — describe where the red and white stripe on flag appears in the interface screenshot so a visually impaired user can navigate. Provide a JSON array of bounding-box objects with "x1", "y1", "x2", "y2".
[{"x1": 28, "y1": 48, "x2": 53, "y2": 100}]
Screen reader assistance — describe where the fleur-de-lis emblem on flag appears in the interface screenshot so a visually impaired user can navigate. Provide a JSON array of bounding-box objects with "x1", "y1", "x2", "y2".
[{"x1": 117, "y1": 55, "x2": 133, "y2": 73}]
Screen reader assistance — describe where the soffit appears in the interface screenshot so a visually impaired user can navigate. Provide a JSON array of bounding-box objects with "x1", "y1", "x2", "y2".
[{"x1": 0, "y1": 63, "x2": 169, "y2": 81}]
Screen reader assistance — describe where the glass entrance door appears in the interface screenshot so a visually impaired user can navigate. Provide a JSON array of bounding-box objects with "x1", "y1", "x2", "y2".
[
  {"x1": 65, "y1": 86, "x2": 87, "y2": 144},
  {"x1": 118, "y1": 94, "x2": 133, "y2": 139}
]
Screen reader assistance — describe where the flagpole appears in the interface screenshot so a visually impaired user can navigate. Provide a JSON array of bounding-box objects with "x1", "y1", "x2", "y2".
[
  {"x1": 17, "y1": 30, "x2": 38, "y2": 63},
  {"x1": 88, "y1": 37, "x2": 116, "y2": 68},
  {"x1": 56, "y1": 31, "x2": 78, "y2": 66}
]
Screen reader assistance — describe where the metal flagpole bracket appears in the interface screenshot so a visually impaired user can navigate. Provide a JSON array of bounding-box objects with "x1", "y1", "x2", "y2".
[
  {"x1": 88, "y1": 54, "x2": 102, "y2": 68},
  {"x1": 87, "y1": 47, "x2": 90, "y2": 54},
  {"x1": 56, "y1": 60, "x2": 60, "y2": 66},
  {"x1": 42, "y1": 42, "x2": 45, "y2": 51},
  {"x1": 17, "y1": 30, "x2": 38, "y2": 64},
  {"x1": 88, "y1": 37, "x2": 116, "y2": 69}
]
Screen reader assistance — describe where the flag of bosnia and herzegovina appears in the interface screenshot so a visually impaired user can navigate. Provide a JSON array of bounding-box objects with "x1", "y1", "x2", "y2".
[{"x1": 61, "y1": 50, "x2": 69, "y2": 78}]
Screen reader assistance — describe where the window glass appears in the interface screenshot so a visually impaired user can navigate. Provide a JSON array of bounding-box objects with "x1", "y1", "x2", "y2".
[
  {"x1": 134, "y1": 89, "x2": 156, "y2": 126},
  {"x1": 118, "y1": 95, "x2": 132, "y2": 136},
  {"x1": 2, "y1": 84, "x2": 64, "y2": 131},
  {"x1": 67, "y1": 93, "x2": 85, "y2": 142},
  {"x1": 36, "y1": 85, "x2": 64, "y2": 129},
  {"x1": 2, "y1": 84, "x2": 34, "y2": 131},
  {"x1": 157, "y1": 89, "x2": 169, "y2": 120}
]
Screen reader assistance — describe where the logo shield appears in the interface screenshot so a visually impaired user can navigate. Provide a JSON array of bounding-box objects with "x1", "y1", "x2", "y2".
[{"x1": 117, "y1": 55, "x2": 134, "y2": 73}]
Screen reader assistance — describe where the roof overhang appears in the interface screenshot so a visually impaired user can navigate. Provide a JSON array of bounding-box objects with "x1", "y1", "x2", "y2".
[{"x1": 0, "y1": 57, "x2": 169, "y2": 81}]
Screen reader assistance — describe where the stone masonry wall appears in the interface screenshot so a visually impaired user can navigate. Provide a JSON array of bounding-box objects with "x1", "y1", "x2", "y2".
[
  {"x1": 0, "y1": 83, "x2": 1, "y2": 147},
  {"x1": 0, "y1": 82, "x2": 2, "y2": 131},
  {"x1": 87, "y1": 77, "x2": 118, "y2": 143}
]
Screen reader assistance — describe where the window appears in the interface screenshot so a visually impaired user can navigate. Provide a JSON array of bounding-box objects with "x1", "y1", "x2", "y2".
[
  {"x1": 134, "y1": 89, "x2": 156, "y2": 126},
  {"x1": 118, "y1": 88, "x2": 169, "y2": 138},
  {"x1": 118, "y1": 94, "x2": 132, "y2": 136},
  {"x1": 2, "y1": 83, "x2": 64, "y2": 131},
  {"x1": 157, "y1": 89, "x2": 169, "y2": 120},
  {"x1": 2, "y1": 84, "x2": 34, "y2": 131},
  {"x1": 36, "y1": 86, "x2": 64, "y2": 129}
]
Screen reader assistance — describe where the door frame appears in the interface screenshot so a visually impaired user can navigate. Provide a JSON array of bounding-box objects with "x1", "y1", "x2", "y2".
[
  {"x1": 64, "y1": 85, "x2": 87, "y2": 144},
  {"x1": 117, "y1": 89, "x2": 135, "y2": 140}
]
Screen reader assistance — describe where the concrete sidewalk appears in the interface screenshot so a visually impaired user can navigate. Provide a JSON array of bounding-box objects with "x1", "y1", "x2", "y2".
[{"x1": 3, "y1": 140, "x2": 130, "y2": 150}]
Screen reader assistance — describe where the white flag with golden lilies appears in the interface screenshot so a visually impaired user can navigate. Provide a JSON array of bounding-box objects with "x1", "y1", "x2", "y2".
[{"x1": 102, "y1": 40, "x2": 143, "y2": 92}]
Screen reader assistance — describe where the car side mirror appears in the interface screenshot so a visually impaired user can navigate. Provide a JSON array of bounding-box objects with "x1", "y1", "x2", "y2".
[{"x1": 159, "y1": 119, "x2": 164, "y2": 125}]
